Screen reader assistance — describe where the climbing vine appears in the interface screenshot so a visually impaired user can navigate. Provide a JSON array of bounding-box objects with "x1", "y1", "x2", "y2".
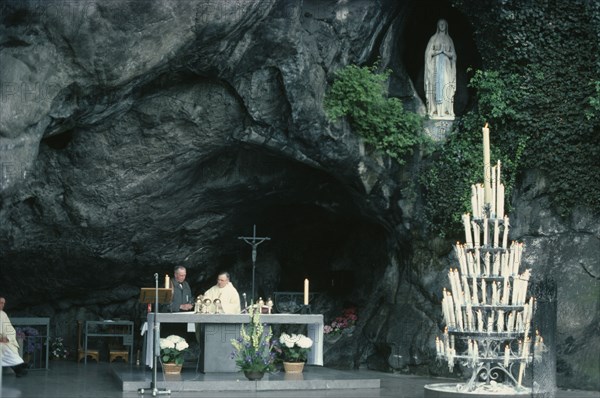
[
  {"x1": 324, "y1": 63, "x2": 425, "y2": 164},
  {"x1": 421, "y1": 0, "x2": 600, "y2": 236}
]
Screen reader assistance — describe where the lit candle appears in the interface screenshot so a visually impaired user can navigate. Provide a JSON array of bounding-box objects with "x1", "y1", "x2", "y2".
[
  {"x1": 483, "y1": 124, "x2": 492, "y2": 205},
  {"x1": 504, "y1": 344, "x2": 510, "y2": 368},
  {"x1": 304, "y1": 278, "x2": 309, "y2": 305},
  {"x1": 164, "y1": 274, "x2": 170, "y2": 289}
]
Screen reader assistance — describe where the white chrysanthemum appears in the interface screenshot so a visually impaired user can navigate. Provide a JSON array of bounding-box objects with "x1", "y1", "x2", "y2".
[
  {"x1": 297, "y1": 335, "x2": 313, "y2": 349},
  {"x1": 160, "y1": 338, "x2": 175, "y2": 349},
  {"x1": 177, "y1": 340, "x2": 189, "y2": 351},
  {"x1": 280, "y1": 333, "x2": 292, "y2": 346},
  {"x1": 166, "y1": 335, "x2": 183, "y2": 344}
]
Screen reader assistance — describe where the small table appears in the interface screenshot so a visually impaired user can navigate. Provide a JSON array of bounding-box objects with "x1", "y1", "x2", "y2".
[{"x1": 84, "y1": 320, "x2": 134, "y2": 364}]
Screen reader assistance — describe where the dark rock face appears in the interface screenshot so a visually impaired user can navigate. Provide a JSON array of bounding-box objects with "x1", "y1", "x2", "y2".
[{"x1": 0, "y1": 0, "x2": 597, "y2": 390}]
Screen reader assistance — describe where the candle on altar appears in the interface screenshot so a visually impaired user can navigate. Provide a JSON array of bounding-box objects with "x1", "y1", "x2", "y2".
[
  {"x1": 304, "y1": 278, "x2": 309, "y2": 305},
  {"x1": 164, "y1": 274, "x2": 170, "y2": 289},
  {"x1": 483, "y1": 124, "x2": 492, "y2": 204},
  {"x1": 504, "y1": 344, "x2": 510, "y2": 368}
]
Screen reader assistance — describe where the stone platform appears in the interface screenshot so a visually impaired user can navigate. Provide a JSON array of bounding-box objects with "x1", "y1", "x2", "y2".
[{"x1": 112, "y1": 364, "x2": 380, "y2": 393}]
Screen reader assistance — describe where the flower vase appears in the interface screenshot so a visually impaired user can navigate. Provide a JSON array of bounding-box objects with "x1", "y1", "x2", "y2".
[
  {"x1": 283, "y1": 361, "x2": 305, "y2": 373},
  {"x1": 244, "y1": 370, "x2": 265, "y2": 380},
  {"x1": 162, "y1": 362, "x2": 182, "y2": 374}
]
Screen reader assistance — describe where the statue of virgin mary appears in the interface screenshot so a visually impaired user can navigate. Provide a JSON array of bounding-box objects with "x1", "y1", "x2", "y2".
[{"x1": 424, "y1": 19, "x2": 456, "y2": 120}]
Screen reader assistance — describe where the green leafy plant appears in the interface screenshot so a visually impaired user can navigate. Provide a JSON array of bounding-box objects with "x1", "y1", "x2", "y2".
[
  {"x1": 324, "y1": 63, "x2": 425, "y2": 163},
  {"x1": 230, "y1": 309, "x2": 276, "y2": 373}
]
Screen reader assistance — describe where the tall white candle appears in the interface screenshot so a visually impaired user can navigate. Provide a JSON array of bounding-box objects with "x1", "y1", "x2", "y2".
[
  {"x1": 471, "y1": 185, "x2": 478, "y2": 218},
  {"x1": 497, "y1": 309, "x2": 505, "y2": 332},
  {"x1": 504, "y1": 344, "x2": 510, "y2": 368},
  {"x1": 481, "y1": 279, "x2": 487, "y2": 305},
  {"x1": 472, "y1": 222, "x2": 481, "y2": 248},
  {"x1": 478, "y1": 184, "x2": 485, "y2": 217},
  {"x1": 502, "y1": 216, "x2": 509, "y2": 250},
  {"x1": 497, "y1": 183, "x2": 505, "y2": 219},
  {"x1": 462, "y1": 275, "x2": 471, "y2": 305},
  {"x1": 483, "y1": 124, "x2": 492, "y2": 205},
  {"x1": 304, "y1": 278, "x2": 309, "y2": 305},
  {"x1": 483, "y1": 216, "x2": 489, "y2": 246},
  {"x1": 463, "y1": 214, "x2": 473, "y2": 248},
  {"x1": 165, "y1": 274, "x2": 170, "y2": 289},
  {"x1": 493, "y1": 219, "x2": 500, "y2": 248},
  {"x1": 491, "y1": 165, "x2": 497, "y2": 217}
]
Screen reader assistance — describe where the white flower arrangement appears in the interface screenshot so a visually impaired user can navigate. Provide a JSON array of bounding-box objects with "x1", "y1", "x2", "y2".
[
  {"x1": 278, "y1": 333, "x2": 313, "y2": 362},
  {"x1": 159, "y1": 335, "x2": 189, "y2": 365}
]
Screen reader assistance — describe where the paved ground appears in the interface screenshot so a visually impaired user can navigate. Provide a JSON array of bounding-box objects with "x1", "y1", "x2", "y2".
[{"x1": 2, "y1": 361, "x2": 599, "y2": 398}]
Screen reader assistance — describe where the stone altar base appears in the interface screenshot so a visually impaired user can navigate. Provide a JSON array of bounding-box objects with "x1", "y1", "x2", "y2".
[{"x1": 112, "y1": 364, "x2": 380, "y2": 393}]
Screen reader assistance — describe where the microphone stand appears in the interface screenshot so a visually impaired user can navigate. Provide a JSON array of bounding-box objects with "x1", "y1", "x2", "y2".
[{"x1": 138, "y1": 273, "x2": 171, "y2": 396}]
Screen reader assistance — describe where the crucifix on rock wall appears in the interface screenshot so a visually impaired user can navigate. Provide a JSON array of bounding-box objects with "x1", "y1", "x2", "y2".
[{"x1": 238, "y1": 224, "x2": 270, "y2": 304}]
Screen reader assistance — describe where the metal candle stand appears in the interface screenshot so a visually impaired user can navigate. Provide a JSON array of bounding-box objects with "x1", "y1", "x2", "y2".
[{"x1": 435, "y1": 175, "x2": 544, "y2": 394}]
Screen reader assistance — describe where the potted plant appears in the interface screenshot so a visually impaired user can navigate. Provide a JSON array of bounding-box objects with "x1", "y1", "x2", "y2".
[
  {"x1": 278, "y1": 332, "x2": 313, "y2": 373},
  {"x1": 15, "y1": 326, "x2": 42, "y2": 362},
  {"x1": 324, "y1": 307, "x2": 358, "y2": 342},
  {"x1": 159, "y1": 335, "x2": 189, "y2": 374},
  {"x1": 230, "y1": 309, "x2": 276, "y2": 380},
  {"x1": 49, "y1": 337, "x2": 70, "y2": 360}
]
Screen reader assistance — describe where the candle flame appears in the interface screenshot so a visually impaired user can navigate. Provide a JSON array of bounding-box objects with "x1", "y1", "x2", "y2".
[{"x1": 484, "y1": 122, "x2": 489, "y2": 128}]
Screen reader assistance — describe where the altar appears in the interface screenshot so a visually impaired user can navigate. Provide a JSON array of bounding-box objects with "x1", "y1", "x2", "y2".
[{"x1": 143, "y1": 312, "x2": 323, "y2": 372}]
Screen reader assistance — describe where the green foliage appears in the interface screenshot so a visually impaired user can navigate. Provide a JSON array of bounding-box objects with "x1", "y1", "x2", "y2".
[
  {"x1": 421, "y1": 70, "x2": 527, "y2": 236},
  {"x1": 422, "y1": 0, "x2": 600, "y2": 236},
  {"x1": 324, "y1": 63, "x2": 424, "y2": 164},
  {"x1": 586, "y1": 81, "x2": 600, "y2": 121}
]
